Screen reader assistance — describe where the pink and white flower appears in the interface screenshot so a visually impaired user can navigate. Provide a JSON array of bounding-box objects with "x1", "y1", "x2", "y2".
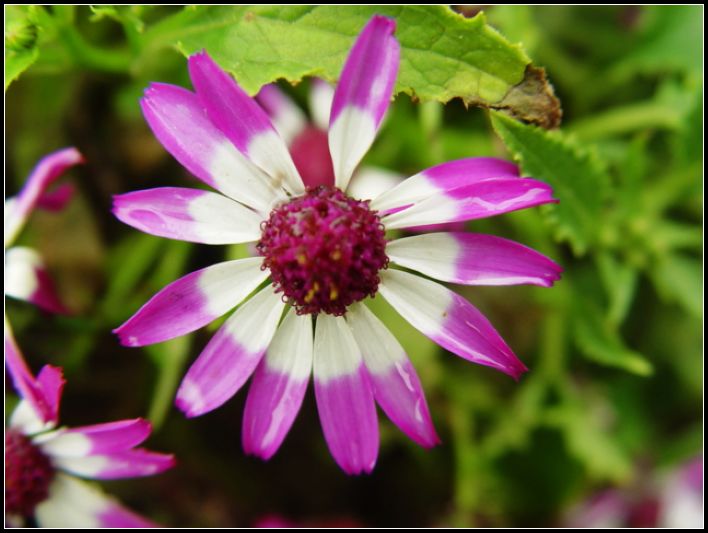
[
  {"x1": 113, "y1": 15, "x2": 561, "y2": 474},
  {"x1": 4, "y1": 324, "x2": 175, "y2": 527},
  {"x1": 5, "y1": 147, "x2": 83, "y2": 314}
]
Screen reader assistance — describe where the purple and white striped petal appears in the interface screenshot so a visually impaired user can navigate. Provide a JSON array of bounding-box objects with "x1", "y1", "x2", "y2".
[
  {"x1": 5, "y1": 322, "x2": 64, "y2": 433},
  {"x1": 51, "y1": 448, "x2": 175, "y2": 480},
  {"x1": 381, "y1": 177, "x2": 557, "y2": 230},
  {"x1": 188, "y1": 51, "x2": 304, "y2": 195},
  {"x1": 379, "y1": 269, "x2": 528, "y2": 380},
  {"x1": 5, "y1": 147, "x2": 84, "y2": 246},
  {"x1": 347, "y1": 303, "x2": 439, "y2": 447},
  {"x1": 313, "y1": 314, "x2": 378, "y2": 475},
  {"x1": 176, "y1": 286, "x2": 285, "y2": 418},
  {"x1": 35, "y1": 419, "x2": 152, "y2": 458},
  {"x1": 141, "y1": 82, "x2": 284, "y2": 213},
  {"x1": 387, "y1": 233, "x2": 563, "y2": 287},
  {"x1": 371, "y1": 157, "x2": 520, "y2": 214},
  {"x1": 346, "y1": 166, "x2": 403, "y2": 202},
  {"x1": 257, "y1": 84, "x2": 308, "y2": 145},
  {"x1": 112, "y1": 187, "x2": 262, "y2": 245},
  {"x1": 309, "y1": 78, "x2": 335, "y2": 130},
  {"x1": 5, "y1": 246, "x2": 68, "y2": 313},
  {"x1": 329, "y1": 15, "x2": 400, "y2": 191},
  {"x1": 114, "y1": 258, "x2": 268, "y2": 347},
  {"x1": 35, "y1": 474, "x2": 157, "y2": 528},
  {"x1": 242, "y1": 309, "x2": 313, "y2": 460}
]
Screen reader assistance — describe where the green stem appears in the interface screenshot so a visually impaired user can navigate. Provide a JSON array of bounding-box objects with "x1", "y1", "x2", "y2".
[
  {"x1": 57, "y1": 24, "x2": 133, "y2": 73},
  {"x1": 568, "y1": 101, "x2": 680, "y2": 141}
]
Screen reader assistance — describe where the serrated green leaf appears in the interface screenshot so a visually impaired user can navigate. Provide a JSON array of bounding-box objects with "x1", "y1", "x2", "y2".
[
  {"x1": 5, "y1": 5, "x2": 41, "y2": 90},
  {"x1": 490, "y1": 112, "x2": 610, "y2": 255},
  {"x1": 142, "y1": 5, "x2": 560, "y2": 127}
]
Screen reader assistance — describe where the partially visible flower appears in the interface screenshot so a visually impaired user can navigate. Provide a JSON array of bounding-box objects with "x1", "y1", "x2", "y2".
[
  {"x1": 5, "y1": 148, "x2": 83, "y2": 314},
  {"x1": 113, "y1": 15, "x2": 561, "y2": 474},
  {"x1": 564, "y1": 457, "x2": 703, "y2": 528},
  {"x1": 4, "y1": 324, "x2": 175, "y2": 527},
  {"x1": 257, "y1": 79, "x2": 402, "y2": 201}
]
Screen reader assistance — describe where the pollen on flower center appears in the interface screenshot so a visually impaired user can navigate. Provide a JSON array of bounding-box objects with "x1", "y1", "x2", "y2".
[
  {"x1": 258, "y1": 185, "x2": 388, "y2": 316},
  {"x1": 5, "y1": 429, "x2": 55, "y2": 517}
]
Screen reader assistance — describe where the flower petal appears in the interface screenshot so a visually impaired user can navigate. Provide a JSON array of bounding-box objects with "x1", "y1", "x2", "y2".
[
  {"x1": 379, "y1": 269, "x2": 528, "y2": 379},
  {"x1": 329, "y1": 15, "x2": 400, "y2": 191},
  {"x1": 188, "y1": 51, "x2": 304, "y2": 195},
  {"x1": 346, "y1": 166, "x2": 403, "y2": 202},
  {"x1": 313, "y1": 315, "x2": 378, "y2": 475},
  {"x1": 347, "y1": 303, "x2": 439, "y2": 447},
  {"x1": 35, "y1": 474, "x2": 158, "y2": 528},
  {"x1": 5, "y1": 147, "x2": 84, "y2": 246},
  {"x1": 242, "y1": 309, "x2": 313, "y2": 460},
  {"x1": 371, "y1": 157, "x2": 520, "y2": 214},
  {"x1": 256, "y1": 84, "x2": 307, "y2": 144},
  {"x1": 112, "y1": 187, "x2": 262, "y2": 245},
  {"x1": 36, "y1": 182, "x2": 75, "y2": 211},
  {"x1": 52, "y1": 449, "x2": 175, "y2": 480},
  {"x1": 176, "y1": 286, "x2": 285, "y2": 417},
  {"x1": 381, "y1": 177, "x2": 557, "y2": 230},
  {"x1": 387, "y1": 232, "x2": 563, "y2": 287},
  {"x1": 36, "y1": 419, "x2": 152, "y2": 457},
  {"x1": 141, "y1": 82, "x2": 284, "y2": 212},
  {"x1": 114, "y1": 258, "x2": 268, "y2": 347},
  {"x1": 5, "y1": 246, "x2": 69, "y2": 313},
  {"x1": 5, "y1": 321, "x2": 64, "y2": 432},
  {"x1": 309, "y1": 78, "x2": 335, "y2": 130}
]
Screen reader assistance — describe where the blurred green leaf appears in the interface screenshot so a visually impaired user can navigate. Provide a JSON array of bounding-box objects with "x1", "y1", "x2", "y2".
[
  {"x1": 649, "y1": 253, "x2": 702, "y2": 318},
  {"x1": 547, "y1": 391, "x2": 633, "y2": 483},
  {"x1": 611, "y1": 5, "x2": 703, "y2": 80},
  {"x1": 491, "y1": 112, "x2": 611, "y2": 255},
  {"x1": 596, "y1": 253, "x2": 638, "y2": 327},
  {"x1": 573, "y1": 293, "x2": 652, "y2": 376},
  {"x1": 142, "y1": 5, "x2": 560, "y2": 127},
  {"x1": 145, "y1": 335, "x2": 192, "y2": 429}
]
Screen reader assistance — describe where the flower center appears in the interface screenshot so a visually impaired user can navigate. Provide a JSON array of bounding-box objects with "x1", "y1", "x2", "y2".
[
  {"x1": 289, "y1": 126, "x2": 335, "y2": 188},
  {"x1": 5, "y1": 429, "x2": 55, "y2": 517},
  {"x1": 258, "y1": 186, "x2": 388, "y2": 316}
]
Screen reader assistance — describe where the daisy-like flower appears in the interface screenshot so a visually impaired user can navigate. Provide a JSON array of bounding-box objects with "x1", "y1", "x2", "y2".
[
  {"x1": 113, "y1": 15, "x2": 561, "y2": 474},
  {"x1": 5, "y1": 147, "x2": 83, "y2": 314},
  {"x1": 4, "y1": 325, "x2": 175, "y2": 527}
]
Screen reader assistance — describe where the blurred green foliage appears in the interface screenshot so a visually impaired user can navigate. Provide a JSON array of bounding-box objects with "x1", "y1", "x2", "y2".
[{"x1": 5, "y1": 5, "x2": 702, "y2": 527}]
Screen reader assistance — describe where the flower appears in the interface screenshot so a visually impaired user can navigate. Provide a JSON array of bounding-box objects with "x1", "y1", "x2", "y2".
[
  {"x1": 256, "y1": 78, "x2": 403, "y2": 201},
  {"x1": 4, "y1": 324, "x2": 175, "y2": 527},
  {"x1": 5, "y1": 147, "x2": 84, "y2": 314},
  {"x1": 113, "y1": 15, "x2": 561, "y2": 474}
]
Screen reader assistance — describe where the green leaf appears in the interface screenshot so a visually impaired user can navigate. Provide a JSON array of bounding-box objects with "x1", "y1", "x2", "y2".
[
  {"x1": 547, "y1": 393, "x2": 632, "y2": 483},
  {"x1": 573, "y1": 301, "x2": 653, "y2": 376},
  {"x1": 612, "y1": 5, "x2": 703, "y2": 80},
  {"x1": 490, "y1": 112, "x2": 610, "y2": 255},
  {"x1": 596, "y1": 253, "x2": 638, "y2": 327},
  {"x1": 5, "y1": 5, "x2": 41, "y2": 90},
  {"x1": 142, "y1": 5, "x2": 560, "y2": 127},
  {"x1": 145, "y1": 335, "x2": 192, "y2": 429},
  {"x1": 650, "y1": 253, "x2": 702, "y2": 318}
]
